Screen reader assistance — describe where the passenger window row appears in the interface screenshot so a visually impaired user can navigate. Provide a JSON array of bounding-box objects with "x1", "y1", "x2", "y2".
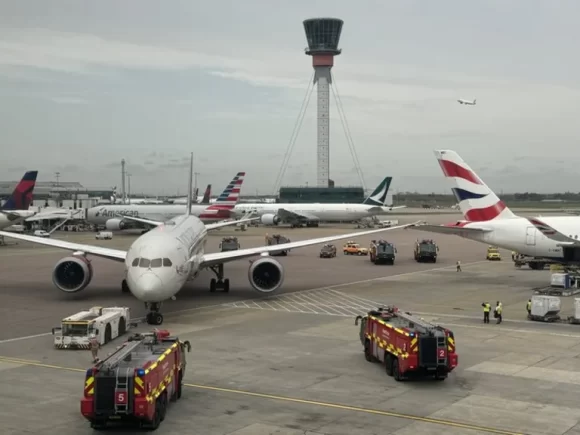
[{"x1": 131, "y1": 257, "x2": 173, "y2": 267}]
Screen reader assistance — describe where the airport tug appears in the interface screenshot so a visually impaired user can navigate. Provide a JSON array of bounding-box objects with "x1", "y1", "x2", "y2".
[{"x1": 355, "y1": 306, "x2": 458, "y2": 381}]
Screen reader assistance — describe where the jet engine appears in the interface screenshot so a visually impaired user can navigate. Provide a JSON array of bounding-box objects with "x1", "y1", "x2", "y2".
[
  {"x1": 52, "y1": 256, "x2": 94, "y2": 293},
  {"x1": 261, "y1": 214, "x2": 280, "y2": 226},
  {"x1": 248, "y1": 257, "x2": 284, "y2": 293},
  {"x1": 105, "y1": 218, "x2": 126, "y2": 230}
]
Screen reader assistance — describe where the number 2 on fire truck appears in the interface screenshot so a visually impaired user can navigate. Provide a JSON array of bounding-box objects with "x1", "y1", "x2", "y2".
[
  {"x1": 438, "y1": 349, "x2": 445, "y2": 358},
  {"x1": 116, "y1": 392, "x2": 126, "y2": 403}
]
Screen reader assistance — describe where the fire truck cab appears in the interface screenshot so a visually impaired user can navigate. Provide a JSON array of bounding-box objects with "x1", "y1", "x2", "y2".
[
  {"x1": 80, "y1": 329, "x2": 191, "y2": 430},
  {"x1": 355, "y1": 306, "x2": 457, "y2": 381}
]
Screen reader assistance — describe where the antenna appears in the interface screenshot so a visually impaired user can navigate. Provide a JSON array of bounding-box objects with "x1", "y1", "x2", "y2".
[{"x1": 186, "y1": 152, "x2": 193, "y2": 216}]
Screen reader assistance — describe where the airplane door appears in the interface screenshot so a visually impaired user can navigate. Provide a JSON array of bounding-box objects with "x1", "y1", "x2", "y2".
[{"x1": 526, "y1": 226, "x2": 536, "y2": 246}]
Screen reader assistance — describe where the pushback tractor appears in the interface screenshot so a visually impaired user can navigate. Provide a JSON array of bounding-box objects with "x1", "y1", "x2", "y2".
[
  {"x1": 81, "y1": 329, "x2": 191, "y2": 430},
  {"x1": 355, "y1": 306, "x2": 458, "y2": 381}
]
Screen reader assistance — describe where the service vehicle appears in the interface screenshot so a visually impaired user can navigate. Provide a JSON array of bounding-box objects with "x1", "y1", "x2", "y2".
[
  {"x1": 219, "y1": 236, "x2": 240, "y2": 252},
  {"x1": 486, "y1": 246, "x2": 501, "y2": 261},
  {"x1": 34, "y1": 229, "x2": 50, "y2": 238},
  {"x1": 369, "y1": 239, "x2": 397, "y2": 265},
  {"x1": 95, "y1": 231, "x2": 113, "y2": 240},
  {"x1": 343, "y1": 241, "x2": 368, "y2": 256},
  {"x1": 355, "y1": 306, "x2": 458, "y2": 381},
  {"x1": 52, "y1": 306, "x2": 133, "y2": 349},
  {"x1": 80, "y1": 329, "x2": 191, "y2": 430},
  {"x1": 265, "y1": 234, "x2": 291, "y2": 256},
  {"x1": 413, "y1": 239, "x2": 438, "y2": 263},
  {"x1": 319, "y1": 243, "x2": 337, "y2": 258},
  {"x1": 513, "y1": 253, "x2": 553, "y2": 270}
]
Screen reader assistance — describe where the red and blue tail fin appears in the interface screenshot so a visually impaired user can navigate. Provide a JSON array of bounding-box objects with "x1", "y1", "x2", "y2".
[
  {"x1": 201, "y1": 184, "x2": 211, "y2": 204},
  {"x1": 434, "y1": 150, "x2": 516, "y2": 222},
  {"x1": 1, "y1": 170, "x2": 38, "y2": 210},
  {"x1": 212, "y1": 172, "x2": 245, "y2": 209}
]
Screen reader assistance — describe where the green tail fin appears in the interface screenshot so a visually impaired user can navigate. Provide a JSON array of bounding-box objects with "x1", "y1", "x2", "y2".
[{"x1": 363, "y1": 177, "x2": 392, "y2": 206}]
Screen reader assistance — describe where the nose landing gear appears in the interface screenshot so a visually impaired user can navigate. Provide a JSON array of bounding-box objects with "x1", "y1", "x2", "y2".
[{"x1": 145, "y1": 302, "x2": 164, "y2": 325}]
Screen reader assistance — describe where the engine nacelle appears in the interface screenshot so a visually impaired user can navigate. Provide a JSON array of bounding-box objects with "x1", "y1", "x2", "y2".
[
  {"x1": 248, "y1": 257, "x2": 284, "y2": 293},
  {"x1": 52, "y1": 256, "x2": 94, "y2": 293},
  {"x1": 105, "y1": 218, "x2": 125, "y2": 230},
  {"x1": 261, "y1": 214, "x2": 280, "y2": 226}
]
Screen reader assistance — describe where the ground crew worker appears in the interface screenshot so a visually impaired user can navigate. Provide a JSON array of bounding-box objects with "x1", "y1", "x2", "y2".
[
  {"x1": 456, "y1": 260, "x2": 461, "y2": 272},
  {"x1": 482, "y1": 302, "x2": 491, "y2": 323},
  {"x1": 495, "y1": 301, "x2": 503, "y2": 324},
  {"x1": 526, "y1": 299, "x2": 532, "y2": 316},
  {"x1": 89, "y1": 334, "x2": 100, "y2": 362}
]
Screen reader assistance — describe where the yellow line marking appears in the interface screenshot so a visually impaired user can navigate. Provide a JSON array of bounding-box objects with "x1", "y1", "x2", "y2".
[
  {"x1": 0, "y1": 356, "x2": 40, "y2": 363},
  {"x1": 0, "y1": 357, "x2": 523, "y2": 435}
]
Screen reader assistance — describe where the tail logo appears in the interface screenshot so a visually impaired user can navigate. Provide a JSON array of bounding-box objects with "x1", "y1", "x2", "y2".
[
  {"x1": 2, "y1": 171, "x2": 38, "y2": 211},
  {"x1": 438, "y1": 157, "x2": 506, "y2": 222},
  {"x1": 364, "y1": 177, "x2": 391, "y2": 206},
  {"x1": 208, "y1": 172, "x2": 246, "y2": 212},
  {"x1": 528, "y1": 218, "x2": 556, "y2": 236}
]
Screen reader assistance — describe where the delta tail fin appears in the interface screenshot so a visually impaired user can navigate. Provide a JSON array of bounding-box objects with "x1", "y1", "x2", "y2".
[
  {"x1": 363, "y1": 176, "x2": 392, "y2": 206},
  {"x1": 212, "y1": 172, "x2": 246, "y2": 208},
  {"x1": 200, "y1": 184, "x2": 211, "y2": 204},
  {"x1": 1, "y1": 170, "x2": 38, "y2": 211},
  {"x1": 435, "y1": 150, "x2": 516, "y2": 222}
]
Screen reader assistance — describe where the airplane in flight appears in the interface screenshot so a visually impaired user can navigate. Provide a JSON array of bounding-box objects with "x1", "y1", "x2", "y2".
[
  {"x1": 233, "y1": 176, "x2": 406, "y2": 227},
  {"x1": 0, "y1": 154, "x2": 418, "y2": 326},
  {"x1": 410, "y1": 150, "x2": 580, "y2": 268},
  {"x1": 457, "y1": 98, "x2": 476, "y2": 105},
  {"x1": 86, "y1": 173, "x2": 244, "y2": 231}
]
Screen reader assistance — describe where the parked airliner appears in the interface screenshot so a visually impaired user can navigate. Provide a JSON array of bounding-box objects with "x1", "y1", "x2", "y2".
[
  {"x1": 234, "y1": 176, "x2": 406, "y2": 227},
  {"x1": 0, "y1": 170, "x2": 38, "y2": 229},
  {"x1": 410, "y1": 150, "x2": 580, "y2": 267},
  {"x1": 86, "y1": 172, "x2": 245, "y2": 231},
  {"x1": 0, "y1": 155, "x2": 418, "y2": 326},
  {"x1": 457, "y1": 99, "x2": 476, "y2": 105}
]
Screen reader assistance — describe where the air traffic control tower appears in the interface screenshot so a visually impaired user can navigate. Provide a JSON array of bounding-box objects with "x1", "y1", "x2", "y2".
[{"x1": 303, "y1": 18, "x2": 343, "y2": 188}]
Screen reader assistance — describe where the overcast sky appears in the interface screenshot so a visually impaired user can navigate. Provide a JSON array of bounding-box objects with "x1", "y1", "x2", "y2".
[{"x1": 0, "y1": 0, "x2": 579, "y2": 195}]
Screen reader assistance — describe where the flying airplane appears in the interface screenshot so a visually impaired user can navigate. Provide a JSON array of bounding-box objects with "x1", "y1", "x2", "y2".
[
  {"x1": 86, "y1": 173, "x2": 244, "y2": 231},
  {"x1": 0, "y1": 170, "x2": 38, "y2": 229},
  {"x1": 409, "y1": 150, "x2": 580, "y2": 267},
  {"x1": 233, "y1": 176, "x2": 406, "y2": 227},
  {"x1": 0, "y1": 154, "x2": 418, "y2": 326},
  {"x1": 457, "y1": 99, "x2": 476, "y2": 105}
]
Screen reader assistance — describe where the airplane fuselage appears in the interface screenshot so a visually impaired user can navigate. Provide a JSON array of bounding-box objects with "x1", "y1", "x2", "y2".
[
  {"x1": 0, "y1": 210, "x2": 35, "y2": 229},
  {"x1": 454, "y1": 216, "x2": 580, "y2": 259},
  {"x1": 124, "y1": 215, "x2": 207, "y2": 303},
  {"x1": 234, "y1": 203, "x2": 392, "y2": 222}
]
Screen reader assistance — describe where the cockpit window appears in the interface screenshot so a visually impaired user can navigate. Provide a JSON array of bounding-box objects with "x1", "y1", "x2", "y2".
[
  {"x1": 132, "y1": 258, "x2": 140, "y2": 267},
  {"x1": 150, "y1": 258, "x2": 162, "y2": 268},
  {"x1": 139, "y1": 258, "x2": 151, "y2": 268},
  {"x1": 163, "y1": 258, "x2": 172, "y2": 267}
]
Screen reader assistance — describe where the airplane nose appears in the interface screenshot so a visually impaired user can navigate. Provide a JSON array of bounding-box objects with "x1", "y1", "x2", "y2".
[{"x1": 135, "y1": 272, "x2": 163, "y2": 298}]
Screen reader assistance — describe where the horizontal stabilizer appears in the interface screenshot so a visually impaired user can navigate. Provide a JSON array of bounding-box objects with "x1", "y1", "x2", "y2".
[
  {"x1": 408, "y1": 223, "x2": 491, "y2": 235},
  {"x1": 527, "y1": 218, "x2": 580, "y2": 246},
  {"x1": 119, "y1": 215, "x2": 163, "y2": 227},
  {"x1": 204, "y1": 217, "x2": 258, "y2": 231}
]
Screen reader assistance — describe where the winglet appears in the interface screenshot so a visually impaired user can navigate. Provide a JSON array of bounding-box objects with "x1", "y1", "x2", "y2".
[{"x1": 527, "y1": 217, "x2": 580, "y2": 245}]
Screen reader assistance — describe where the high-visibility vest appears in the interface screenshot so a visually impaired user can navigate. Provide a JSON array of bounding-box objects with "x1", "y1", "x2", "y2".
[
  {"x1": 496, "y1": 305, "x2": 502, "y2": 314},
  {"x1": 483, "y1": 304, "x2": 491, "y2": 312},
  {"x1": 527, "y1": 301, "x2": 531, "y2": 310}
]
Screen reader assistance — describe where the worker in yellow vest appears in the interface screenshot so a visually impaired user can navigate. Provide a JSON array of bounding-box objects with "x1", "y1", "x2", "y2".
[
  {"x1": 495, "y1": 301, "x2": 503, "y2": 324},
  {"x1": 526, "y1": 299, "x2": 531, "y2": 317},
  {"x1": 482, "y1": 302, "x2": 491, "y2": 324}
]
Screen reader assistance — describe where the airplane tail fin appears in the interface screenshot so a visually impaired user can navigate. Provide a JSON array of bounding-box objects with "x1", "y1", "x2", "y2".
[
  {"x1": 201, "y1": 184, "x2": 211, "y2": 204},
  {"x1": 363, "y1": 177, "x2": 392, "y2": 206},
  {"x1": 473, "y1": 99, "x2": 476, "y2": 104},
  {"x1": 213, "y1": 172, "x2": 246, "y2": 209},
  {"x1": 1, "y1": 170, "x2": 38, "y2": 210},
  {"x1": 434, "y1": 150, "x2": 516, "y2": 222}
]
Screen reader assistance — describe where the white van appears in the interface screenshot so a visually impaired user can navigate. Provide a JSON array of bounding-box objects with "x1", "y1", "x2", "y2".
[
  {"x1": 95, "y1": 231, "x2": 113, "y2": 240},
  {"x1": 34, "y1": 230, "x2": 50, "y2": 238}
]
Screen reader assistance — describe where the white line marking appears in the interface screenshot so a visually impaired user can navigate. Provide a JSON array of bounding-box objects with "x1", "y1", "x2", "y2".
[{"x1": 0, "y1": 332, "x2": 52, "y2": 344}]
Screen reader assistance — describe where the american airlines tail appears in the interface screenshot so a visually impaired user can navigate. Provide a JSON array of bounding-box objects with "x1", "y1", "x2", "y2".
[
  {"x1": 363, "y1": 177, "x2": 392, "y2": 206},
  {"x1": 211, "y1": 172, "x2": 246, "y2": 209},
  {"x1": 435, "y1": 150, "x2": 516, "y2": 221},
  {"x1": 1, "y1": 170, "x2": 38, "y2": 211}
]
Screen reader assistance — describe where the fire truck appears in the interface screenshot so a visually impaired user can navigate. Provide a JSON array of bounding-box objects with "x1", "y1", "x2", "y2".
[
  {"x1": 355, "y1": 306, "x2": 458, "y2": 381},
  {"x1": 414, "y1": 239, "x2": 439, "y2": 263},
  {"x1": 81, "y1": 329, "x2": 191, "y2": 430}
]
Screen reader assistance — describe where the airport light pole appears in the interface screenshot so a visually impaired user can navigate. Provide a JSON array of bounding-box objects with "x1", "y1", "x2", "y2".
[
  {"x1": 55, "y1": 172, "x2": 60, "y2": 187},
  {"x1": 126, "y1": 173, "x2": 132, "y2": 204}
]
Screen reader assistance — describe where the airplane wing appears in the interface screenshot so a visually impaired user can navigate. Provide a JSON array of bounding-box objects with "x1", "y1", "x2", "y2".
[
  {"x1": 388, "y1": 206, "x2": 407, "y2": 211},
  {"x1": 120, "y1": 215, "x2": 257, "y2": 231},
  {"x1": 0, "y1": 231, "x2": 126, "y2": 262},
  {"x1": 408, "y1": 223, "x2": 492, "y2": 236},
  {"x1": 198, "y1": 221, "x2": 420, "y2": 268},
  {"x1": 276, "y1": 208, "x2": 320, "y2": 222},
  {"x1": 26, "y1": 210, "x2": 82, "y2": 222},
  {"x1": 527, "y1": 218, "x2": 580, "y2": 246},
  {"x1": 119, "y1": 215, "x2": 164, "y2": 227}
]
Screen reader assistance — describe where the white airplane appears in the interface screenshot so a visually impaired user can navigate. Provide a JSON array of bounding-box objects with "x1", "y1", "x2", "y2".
[
  {"x1": 457, "y1": 98, "x2": 476, "y2": 105},
  {"x1": 234, "y1": 176, "x2": 406, "y2": 227},
  {"x1": 409, "y1": 150, "x2": 580, "y2": 268},
  {"x1": 0, "y1": 170, "x2": 39, "y2": 229},
  {"x1": 0, "y1": 155, "x2": 418, "y2": 326},
  {"x1": 86, "y1": 173, "x2": 245, "y2": 231}
]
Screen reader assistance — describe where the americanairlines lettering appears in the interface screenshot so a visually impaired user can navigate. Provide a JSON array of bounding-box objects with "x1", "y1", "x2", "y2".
[{"x1": 96, "y1": 208, "x2": 139, "y2": 218}]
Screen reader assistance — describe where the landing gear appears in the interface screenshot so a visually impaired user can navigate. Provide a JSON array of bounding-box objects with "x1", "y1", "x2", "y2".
[
  {"x1": 145, "y1": 303, "x2": 164, "y2": 325},
  {"x1": 121, "y1": 279, "x2": 130, "y2": 293},
  {"x1": 209, "y1": 264, "x2": 230, "y2": 292}
]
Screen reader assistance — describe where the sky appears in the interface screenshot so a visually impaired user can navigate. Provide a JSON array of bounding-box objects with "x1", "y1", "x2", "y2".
[{"x1": 0, "y1": 0, "x2": 579, "y2": 195}]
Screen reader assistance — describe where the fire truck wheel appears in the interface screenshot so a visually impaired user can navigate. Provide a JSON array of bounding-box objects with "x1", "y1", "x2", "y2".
[
  {"x1": 159, "y1": 393, "x2": 168, "y2": 421},
  {"x1": 392, "y1": 358, "x2": 402, "y2": 381},
  {"x1": 364, "y1": 340, "x2": 373, "y2": 362},
  {"x1": 385, "y1": 355, "x2": 393, "y2": 376},
  {"x1": 177, "y1": 371, "x2": 183, "y2": 399},
  {"x1": 90, "y1": 419, "x2": 107, "y2": 430}
]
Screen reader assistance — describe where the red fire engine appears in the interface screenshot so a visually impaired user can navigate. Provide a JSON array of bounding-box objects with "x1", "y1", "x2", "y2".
[
  {"x1": 80, "y1": 329, "x2": 191, "y2": 430},
  {"x1": 355, "y1": 306, "x2": 458, "y2": 381}
]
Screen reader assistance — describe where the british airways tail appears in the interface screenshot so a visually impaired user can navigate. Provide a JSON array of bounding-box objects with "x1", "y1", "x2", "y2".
[
  {"x1": 363, "y1": 177, "x2": 392, "y2": 206},
  {"x1": 435, "y1": 150, "x2": 516, "y2": 221},
  {"x1": 212, "y1": 172, "x2": 246, "y2": 208},
  {"x1": 1, "y1": 170, "x2": 38, "y2": 211}
]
